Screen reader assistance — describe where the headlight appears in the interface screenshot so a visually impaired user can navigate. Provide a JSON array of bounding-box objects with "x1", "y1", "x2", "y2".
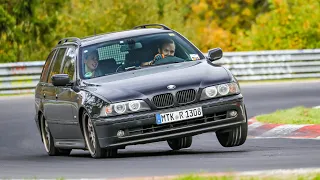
[
  {"x1": 205, "y1": 86, "x2": 218, "y2": 98},
  {"x1": 114, "y1": 103, "x2": 126, "y2": 114},
  {"x1": 218, "y1": 84, "x2": 229, "y2": 95},
  {"x1": 128, "y1": 100, "x2": 141, "y2": 111},
  {"x1": 200, "y1": 82, "x2": 240, "y2": 101},
  {"x1": 100, "y1": 100, "x2": 150, "y2": 117}
]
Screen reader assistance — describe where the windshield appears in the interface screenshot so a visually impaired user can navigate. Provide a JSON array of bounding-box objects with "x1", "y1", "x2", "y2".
[{"x1": 79, "y1": 32, "x2": 205, "y2": 79}]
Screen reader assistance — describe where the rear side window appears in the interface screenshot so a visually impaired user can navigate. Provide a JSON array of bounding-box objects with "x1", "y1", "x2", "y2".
[
  {"x1": 40, "y1": 50, "x2": 56, "y2": 82},
  {"x1": 48, "y1": 48, "x2": 67, "y2": 83}
]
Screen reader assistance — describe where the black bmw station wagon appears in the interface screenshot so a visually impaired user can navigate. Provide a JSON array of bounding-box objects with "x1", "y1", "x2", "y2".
[{"x1": 34, "y1": 24, "x2": 248, "y2": 158}]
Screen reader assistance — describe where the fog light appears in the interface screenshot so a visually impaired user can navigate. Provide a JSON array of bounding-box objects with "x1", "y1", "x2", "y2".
[
  {"x1": 229, "y1": 110, "x2": 237, "y2": 117},
  {"x1": 117, "y1": 130, "x2": 125, "y2": 137}
]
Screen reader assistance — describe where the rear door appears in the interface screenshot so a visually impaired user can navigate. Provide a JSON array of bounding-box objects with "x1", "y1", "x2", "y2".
[
  {"x1": 35, "y1": 49, "x2": 57, "y2": 129},
  {"x1": 35, "y1": 49, "x2": 57, "y2": 109}
]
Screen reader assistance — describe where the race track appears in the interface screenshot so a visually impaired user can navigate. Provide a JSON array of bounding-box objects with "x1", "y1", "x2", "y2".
[{"x1": 0, "y1": 81, "x2": 319, "y2": 179}]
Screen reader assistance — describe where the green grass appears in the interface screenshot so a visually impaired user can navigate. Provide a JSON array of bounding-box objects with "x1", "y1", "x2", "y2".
[
  {"x1": 255, "y1": 106, "x2": 320, "y2": 125},
  {"x1": 172, "y1": 173, "x2": 320, "y2": 180}
]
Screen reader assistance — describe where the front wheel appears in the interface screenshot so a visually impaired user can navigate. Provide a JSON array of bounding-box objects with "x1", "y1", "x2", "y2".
[
  {"x1": 216, "y1": 108, "x2": 248, "y2": 147},
  {"x1": 82, "y1": 111, "x2": 117, "y2": 158},
  {"x1": 40, "y1": 114, "x2": 71, "y2": 156},
  {"x1": 167, "y1": 136, "x2": 192, "y2": 150}
]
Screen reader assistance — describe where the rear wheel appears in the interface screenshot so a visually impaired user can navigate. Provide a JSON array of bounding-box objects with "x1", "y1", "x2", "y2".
[
  {"x1": 82, "y1": 110, "x2": 117, "y2": 158},
  {"x1": 40, "y1": 114, "x2": 71, "y2": 156},
  {"x1": 167, "y1": 136, "x2": 192, "y2": 150},
  {"x1": 216, "y1": 108, "x2": 248, "y2": 147}
]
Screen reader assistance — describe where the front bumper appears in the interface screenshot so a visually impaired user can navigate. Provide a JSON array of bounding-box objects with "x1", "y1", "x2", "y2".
[{"x1": 93, "y1": 94, "x2": 246, "y2": 148}]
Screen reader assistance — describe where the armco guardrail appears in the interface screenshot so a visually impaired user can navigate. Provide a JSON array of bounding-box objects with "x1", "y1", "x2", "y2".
[
  {"x1": 0, "y1": 61, "x2": 44, "y2": 94},
  {"x1": 1, "y1": 49, "x2": 320, "y2": 94}
]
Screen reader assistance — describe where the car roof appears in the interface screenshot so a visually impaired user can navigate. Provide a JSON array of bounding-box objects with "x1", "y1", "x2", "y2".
[{"x1": 77, "y1": 28, "x2": 173, "y2": 47}]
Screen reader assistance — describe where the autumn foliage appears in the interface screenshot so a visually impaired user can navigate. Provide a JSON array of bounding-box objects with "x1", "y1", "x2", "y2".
[{"x1": 1, "y1": 0, "x2": 320, "y2": 62}]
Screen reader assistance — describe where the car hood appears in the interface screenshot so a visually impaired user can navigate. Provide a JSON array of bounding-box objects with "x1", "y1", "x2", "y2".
[{"x1": 84, "y1": 60, "x2": 231, "y2": 103}]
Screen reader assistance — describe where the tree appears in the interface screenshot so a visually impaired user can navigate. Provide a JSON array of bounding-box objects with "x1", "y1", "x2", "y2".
[
  {"x1": 55, "y1": 0, "x2": 160, "y2": 38},
  {"x1": 236, "y1": 0, "x2": 320, "y2": 50},
  {"x1": 182, "y1": 0, "x2": 269, "y2": 52},
  {"x1": 0, "y1": 0, "x2": 65, "y2": 62}
]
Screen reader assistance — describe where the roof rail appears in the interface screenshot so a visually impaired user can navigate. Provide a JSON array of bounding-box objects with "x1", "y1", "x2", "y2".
[
  {"x1": 133, "y1": 24, "x2": 171, "y2": 30},
  {"x1": 57, "y1": 37, "x2": 81, "y2": 45}
]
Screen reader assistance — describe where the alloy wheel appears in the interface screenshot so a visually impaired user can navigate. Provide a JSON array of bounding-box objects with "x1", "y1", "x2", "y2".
[{"x1": 83, "y1": 112, "x2": 96, "y2": 156}]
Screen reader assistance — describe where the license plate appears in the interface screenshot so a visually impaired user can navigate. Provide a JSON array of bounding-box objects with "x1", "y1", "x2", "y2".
[{"x1": 156, "y1": 107, "x2": 203, "y2": 125}]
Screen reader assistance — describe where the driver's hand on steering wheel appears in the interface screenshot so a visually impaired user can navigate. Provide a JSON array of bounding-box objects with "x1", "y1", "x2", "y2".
[
  {"x1": 141, "y1": 53, "x2": 166, "y2": 66},
  {"x1": 154, "y1": 53, "x2": 165, "y2": 61},
  {"x1": 150, "y1": 53, "x2": 166, "y2": 64}
]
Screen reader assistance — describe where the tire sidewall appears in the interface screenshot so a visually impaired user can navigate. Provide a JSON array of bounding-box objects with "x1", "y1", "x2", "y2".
[
  {"x1": 82, "y1": 110, "x2": 104, "y2": 158},
  {"x1": 40, "y1": 114, "x2": 57, "y2": 155}
]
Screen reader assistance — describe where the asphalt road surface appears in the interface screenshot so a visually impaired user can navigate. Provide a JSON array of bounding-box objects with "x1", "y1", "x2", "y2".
[{"x1": 0, "y1": 81, "x2": 319, "y2": 179}]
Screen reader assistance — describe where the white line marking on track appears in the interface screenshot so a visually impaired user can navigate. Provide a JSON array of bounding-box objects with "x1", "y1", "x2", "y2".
[
  {"x1": 259, "y1": 124, "x2": 307, "y2": 137},
  {"x1": 248, "y1": 122, "x2": 264, "y2": 130},
  {"x1": 239, "y1": 167, "x2": 320, "y2": 176}
]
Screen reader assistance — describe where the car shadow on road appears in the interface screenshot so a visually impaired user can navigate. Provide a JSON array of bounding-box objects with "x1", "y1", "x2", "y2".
[{"x1": 69, "y1": 148, "x2": 250, "y2": 159}]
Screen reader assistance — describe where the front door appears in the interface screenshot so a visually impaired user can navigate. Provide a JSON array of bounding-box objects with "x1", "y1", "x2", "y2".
[
  {"x1": 44, "y1": 47, "x2": 68, "y2": 139},
  {"x1": 54, "y1": 46, "x2": 83, "y2": 142}
]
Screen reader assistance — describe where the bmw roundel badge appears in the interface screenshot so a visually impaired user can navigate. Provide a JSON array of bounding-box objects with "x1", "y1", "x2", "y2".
[{"x1": 167, "y1": 85, "x2": 176, "y2": 90}]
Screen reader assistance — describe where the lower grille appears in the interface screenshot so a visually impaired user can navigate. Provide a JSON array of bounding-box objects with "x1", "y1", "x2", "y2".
[{"x1": 126, "y1": 111, "x2": 227, "y2": 136}]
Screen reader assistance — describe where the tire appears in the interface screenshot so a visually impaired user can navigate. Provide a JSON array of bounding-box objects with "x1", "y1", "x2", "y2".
[
  {"x1": 82, "y1": 110, "x2": 117, "y2": 158},
  {"x1": 167, "y1": 136, "x2": 192, "y2": 150},
  {"x1": 40, "y1": 114, "x2": 72, "y2": 156},
  {"x1": 216, "y1": 108, "x2": 248, "y2": 147}
]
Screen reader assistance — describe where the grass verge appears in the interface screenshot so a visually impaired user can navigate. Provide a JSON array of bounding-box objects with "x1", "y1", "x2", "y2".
[
  {"x1": 255, "y1": 106, "x2": 320, "y2": 125},
  {"x1": 172, "y1": 172, "x2": 320, "y2": 180}
]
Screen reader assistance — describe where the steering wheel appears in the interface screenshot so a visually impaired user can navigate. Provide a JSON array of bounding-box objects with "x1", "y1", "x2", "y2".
[{"x1": 152, "y1": 56, "x2": 185, "y2": 65}]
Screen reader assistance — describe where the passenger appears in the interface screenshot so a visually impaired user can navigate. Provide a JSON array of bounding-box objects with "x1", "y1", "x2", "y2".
[
  {"x1": 142, "y1": 38, "x2": 176, "y2": 66},
  {"x1": 84, "y1": 49, "x2": 100, "y2": 78}
]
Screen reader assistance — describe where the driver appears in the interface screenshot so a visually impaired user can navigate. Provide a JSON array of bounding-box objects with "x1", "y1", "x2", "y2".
[{"x1": 142, "y1": 38, "x2": 176, "y2": 66}]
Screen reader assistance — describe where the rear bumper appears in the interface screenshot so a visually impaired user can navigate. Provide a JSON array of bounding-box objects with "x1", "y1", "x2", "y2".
[{"x1": 93, "y1": 94, "x2": 247, "y2": 148}]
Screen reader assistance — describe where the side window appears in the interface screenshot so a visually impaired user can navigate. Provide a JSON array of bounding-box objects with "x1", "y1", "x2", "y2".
[
  {"x1": 48, "y1": 48, "x2": 67, "y2": 83},
  {"x1": 61, "y1": 47, "x2": 76, "y2": 81},
  {"x1": 40, "y1": 50, "x2": 56, "y2": 82}
]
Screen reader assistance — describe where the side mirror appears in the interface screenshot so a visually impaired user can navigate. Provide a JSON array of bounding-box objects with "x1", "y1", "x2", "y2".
[
  {"x1": 208, "y1": 48, "x2": 223, "y2": 61},
  {"x1": 52, "y1": 74, "x2": 70, "y2": 86}
]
